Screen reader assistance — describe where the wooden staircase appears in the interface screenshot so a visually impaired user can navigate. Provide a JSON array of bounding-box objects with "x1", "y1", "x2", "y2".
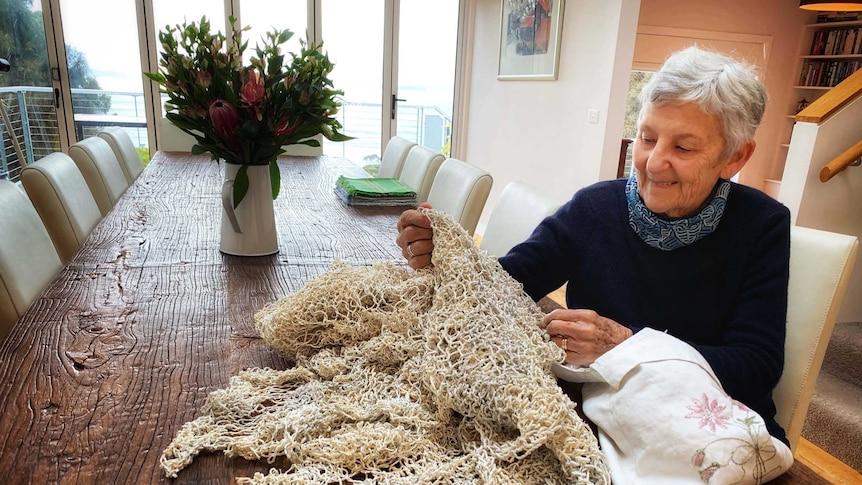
[{"x1": 802, "y1": 322, "x2": 862, "y2": 473}]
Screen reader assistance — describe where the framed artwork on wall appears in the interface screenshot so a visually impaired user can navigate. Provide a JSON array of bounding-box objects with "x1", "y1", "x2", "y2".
[{"x1": 497, "y1": 0, "x2": 565, "y2": 80}]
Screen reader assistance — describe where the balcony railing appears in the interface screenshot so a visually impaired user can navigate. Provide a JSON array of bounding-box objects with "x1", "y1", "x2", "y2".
[{"x1": 1, "y1": 86, "x2": 451, "y2": 182}]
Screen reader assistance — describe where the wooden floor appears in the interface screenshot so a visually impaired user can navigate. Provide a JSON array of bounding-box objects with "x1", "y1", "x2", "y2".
[{"x1": 544, "y1": 286, "x2": 862, "y2": 483}]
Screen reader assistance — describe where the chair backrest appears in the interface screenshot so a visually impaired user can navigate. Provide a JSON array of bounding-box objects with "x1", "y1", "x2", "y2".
[
  {"x1": 378, "y1": 136, "x2": 417, "y2": 178},
  {"x1": 68, "y1": 136, "x2": 130, "y2": 216},
  {"x1": 773, "y1": 225, "x2": 859, "y2": 452},
  {"x1": 98, "y1": 127, "x2": 144, "y2": 184},
  {"x1": 426, "y1": 158, "x2": 493, "y2": 236},
  {"x1": 398, "y1": 145, "x2": 445, "y2": 203},
  {"x1": 21, "y1": 152, "x2": 102, "y2": 265},
  {"x1": 158, "y1": 117, "x2": 197, "y2": 152},
  {"x1": 479, "y1": 180, "x2": 564, "y2": 257},
  {"x1": 0, "y1": 180, "x2": 63, "y2": 338}
]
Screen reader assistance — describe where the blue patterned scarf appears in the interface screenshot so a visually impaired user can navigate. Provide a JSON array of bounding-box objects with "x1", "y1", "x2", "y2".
[{"x1": 626, "y1": 174, "x2": 730, "y2": 251}]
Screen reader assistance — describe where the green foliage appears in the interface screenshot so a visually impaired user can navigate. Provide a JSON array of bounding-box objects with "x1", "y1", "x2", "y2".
[
  {"x1": 0, "y1": 0, "x2": 49, "y2": 87},
  {"x1": 66, "y1": 46, "x2": 111, "y2": 113},
  {"x1": 144, "y1": 15, "x2": 352, "y2": 206},
  {"x1": 623, "y1": 71, "x2": 653, "y2": 138},
  {"x1": 135, "y1": 146, "x2": 150, "y2": 167},
  {"x1": 1, "y1": 0, "x2": 109, "y2": 114}
]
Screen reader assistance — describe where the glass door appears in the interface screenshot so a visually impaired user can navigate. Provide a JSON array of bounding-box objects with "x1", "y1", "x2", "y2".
[
  {"x1": 394, "y1": 1, "x2": 458, "y2": 156},
  {"x1": 320, "y1": 0, "x2": 386, "y2": 167},
  {"x1": 57, "y1": 0, "x2": 149, "y2": 158},
  {"x1": 321, "y1": 0, "x2": 459, "y2": 169},
  {"x1": 0, "y1": 0, "x2": 63, "y2": 182}
]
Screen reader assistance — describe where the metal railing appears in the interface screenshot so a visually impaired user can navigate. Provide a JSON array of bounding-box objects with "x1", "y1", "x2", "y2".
[{"x1": 1, "y1": 86, "x2": 451, "y2": 182}]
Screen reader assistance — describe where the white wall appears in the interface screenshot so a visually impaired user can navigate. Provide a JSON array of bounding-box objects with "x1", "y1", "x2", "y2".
[
  {"x1": 780, "y1": 98, "x2": 862, "y2": 322},
  {"x1": 464, "y1": 0, "x2": 640, "y2": 233}
]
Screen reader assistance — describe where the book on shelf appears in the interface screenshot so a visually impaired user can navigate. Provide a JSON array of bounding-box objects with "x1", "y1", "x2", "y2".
[
  {"x1": 799, "y1": 59, "x2": 861, "y2": 87},
  {"x1": 815, "y1": 12, "x2": 860, "y2": 23},
  {"x1": 333, "y1": 175, "x2": 418, "y2": 206},
  {"x1": 810, "y1": 27, "x2": 862, "y2": 56}
]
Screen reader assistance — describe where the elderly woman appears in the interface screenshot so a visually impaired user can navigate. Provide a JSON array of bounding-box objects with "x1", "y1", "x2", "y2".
[{"x1": 397, "y1": 46, "x2": 790, "y2": 451}]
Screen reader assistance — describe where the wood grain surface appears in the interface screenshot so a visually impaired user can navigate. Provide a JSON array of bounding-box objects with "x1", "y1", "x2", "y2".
[{"x1": 0, "y1": 152, "x2": 405, "y2": 483}]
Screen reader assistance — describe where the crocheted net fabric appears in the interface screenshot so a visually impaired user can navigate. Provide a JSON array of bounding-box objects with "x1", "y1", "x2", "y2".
[{"x1": 159, "y1": 208, "x2": 609, "y2": 484}]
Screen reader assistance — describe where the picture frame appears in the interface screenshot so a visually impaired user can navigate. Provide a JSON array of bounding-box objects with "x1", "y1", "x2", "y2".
[{"x1": 497, "y1": 0, "x2": 565, "y2": 81}]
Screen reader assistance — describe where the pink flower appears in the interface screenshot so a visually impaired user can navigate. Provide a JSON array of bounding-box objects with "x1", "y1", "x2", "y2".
[
  {"x1": 700, "y1": 463, "x2": 721, "y2": 481},
  {"x1": 691, "y1": 449, "x2": 705, "y2": 467},
  {"x1": 194, "y1": 70, "x2": 212, "y2": 89},
  {"x1": 208, "y1": 99, "x2": 241, "y2": 146},
  {"x1": 180, "y1": 103, "x2": 207, "y2": 119},
  {"x1": 275, "y1": 117, "x2": 303, "y2": 137},
  {"x1": 241, "y1": 70, "x2": 265, "y2": 105},
  {"x1": 685, "y1": 393, "x2": 730, "y2": 432}
]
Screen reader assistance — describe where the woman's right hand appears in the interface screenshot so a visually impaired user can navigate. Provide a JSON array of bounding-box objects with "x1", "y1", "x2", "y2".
[{"x1": 396, "y1": 202, "x2": 434, "y2": 269}]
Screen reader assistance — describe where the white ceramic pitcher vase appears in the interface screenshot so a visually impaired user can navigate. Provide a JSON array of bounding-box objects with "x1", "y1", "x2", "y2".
[{"x1": 220, "y1": 163, "x2": 279, "y2": 256}]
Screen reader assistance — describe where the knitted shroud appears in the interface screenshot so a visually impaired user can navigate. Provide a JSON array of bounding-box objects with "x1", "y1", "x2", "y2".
[{"x1": 160, "y1": 208, "x2": 609, "y2": 484}]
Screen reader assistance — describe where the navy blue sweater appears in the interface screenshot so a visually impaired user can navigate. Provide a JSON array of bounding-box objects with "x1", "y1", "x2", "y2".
[{"x1": 499, "y1": 179, "x2": 791, "y2": 442}]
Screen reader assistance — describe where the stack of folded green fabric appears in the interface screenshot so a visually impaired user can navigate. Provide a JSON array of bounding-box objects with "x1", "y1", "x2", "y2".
[{"x1": 334, "y1": 176, "x2": 418, "y2": 206}]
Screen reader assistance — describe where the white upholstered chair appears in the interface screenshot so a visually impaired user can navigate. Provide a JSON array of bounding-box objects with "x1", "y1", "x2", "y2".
[
  {"x1": 98, "y1": 127, "x2": 145, "y2": 184},
  {"x1": 377, "y1": 136, "x2": 416, "y2": 178},
  {"x1": 158, "y1": 117, "x2": 197, "y2": 152},
  {"x1": 398, "y1": 145, "x2": 445, "y2": 203},
  {"x1": 479, "y1": 180, "x2": 564, "y2": 258},
  {"x1": 0, "y1": 180, "x2": 63, "y2": 339},
  {"x1": 21, "y1": 152, "x2": 102, "y2": 265},
  {"x1": 426, "y1": 158, "x2": 493, "y2": 236},
  {"x1": 68, "y1": 136, "x2": 130, "y2": 216},
  {"x1": 773, "y1": 225, "x2": 859, "y2": 452}
]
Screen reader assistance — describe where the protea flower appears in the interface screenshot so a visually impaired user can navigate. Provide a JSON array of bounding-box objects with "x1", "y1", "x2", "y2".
[
  {"x1": 208, "y1": 99, "x2": 241, "y2": 147},
  {"x1": 275, "y1": 116, "x2": 303, "y2": 137},
  {"x1": 241, "y1": 70, "x2": 265, "y2": 120},
  {"x1": 194, "y1": 70, "x2": 212, "y2": 89},
  {"x1": 241, "y1": 71, "x2": 265, "y2": 104}
]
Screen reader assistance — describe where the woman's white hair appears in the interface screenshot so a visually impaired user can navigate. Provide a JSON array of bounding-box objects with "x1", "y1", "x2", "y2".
[{"x1": 638, "y1": 46, "x2": 767, "y2": 160}]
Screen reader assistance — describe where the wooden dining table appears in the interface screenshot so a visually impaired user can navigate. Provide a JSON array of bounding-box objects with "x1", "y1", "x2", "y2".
[
  {"x1": 0, "y1": 151, "x2": 408, "y2": 483},
  {"x1": 0, "y1": 151, "x2": 829, "y2": 484}
]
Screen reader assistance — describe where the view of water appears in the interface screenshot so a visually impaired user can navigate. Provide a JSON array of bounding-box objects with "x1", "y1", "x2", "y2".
[{"x1": 93, "y1": 86, "x2": 449, "y2": 169}]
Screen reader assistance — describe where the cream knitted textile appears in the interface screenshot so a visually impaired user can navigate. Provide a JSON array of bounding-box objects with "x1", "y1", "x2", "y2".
[{"x1": 159, "y1": 208, "x2": 609, "y2": 484}]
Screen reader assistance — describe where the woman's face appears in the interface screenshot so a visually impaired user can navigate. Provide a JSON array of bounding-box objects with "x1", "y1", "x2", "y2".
[{"x1": 632, "y1": 102, "x2": 751, "y2": 218}]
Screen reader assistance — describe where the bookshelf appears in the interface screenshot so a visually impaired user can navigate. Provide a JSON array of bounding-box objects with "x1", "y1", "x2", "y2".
[
  {"x1": 797, "y1": 20, "x2": 862, "y2": 89},
  {"x1": 770, "y1": 15, "x2": 862, "y2": 198}
]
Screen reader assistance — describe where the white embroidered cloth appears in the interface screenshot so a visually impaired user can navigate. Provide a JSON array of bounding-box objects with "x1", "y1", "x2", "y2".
[{"x1": 553, "y1": 328, "x2": 793, "y2": 484}]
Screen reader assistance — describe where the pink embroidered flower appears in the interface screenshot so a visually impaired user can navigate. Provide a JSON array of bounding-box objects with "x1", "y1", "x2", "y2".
[
  {"x1": 700, "y1": 463, "x2": 721, "y2": 482},
  {"x1": 685, "y1": 393, "x2": 730, "y2": 432},
  {"x1": 692, "y1": 449, "x2": 705, "y2": 467}
]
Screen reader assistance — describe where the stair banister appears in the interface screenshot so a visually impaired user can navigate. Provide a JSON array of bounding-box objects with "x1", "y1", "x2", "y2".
[
  {"x1": 820, "y1": 140, "x2": 862, "y2": 183},
  {"x1": 795, "y1": 68, "x2": 862, "y2": 125}
]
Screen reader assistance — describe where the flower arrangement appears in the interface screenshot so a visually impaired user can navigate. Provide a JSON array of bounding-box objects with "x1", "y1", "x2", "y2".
[{"x1": 144, "y1": 16, "x2": 351, "y2": 206}]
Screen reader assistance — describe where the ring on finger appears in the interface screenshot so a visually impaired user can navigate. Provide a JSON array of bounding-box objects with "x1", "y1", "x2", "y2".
[
  {"x1": 406, "y1": 244, "x2": 415, "y2": 258},
  {"x1": 561, "y1": 338, "x2": 567, "y2": 351}
]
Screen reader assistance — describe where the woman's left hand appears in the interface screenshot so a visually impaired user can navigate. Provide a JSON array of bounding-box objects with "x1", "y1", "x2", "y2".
[{"x1": 541, "y1": 309, "x2": 633, "y2": 366}]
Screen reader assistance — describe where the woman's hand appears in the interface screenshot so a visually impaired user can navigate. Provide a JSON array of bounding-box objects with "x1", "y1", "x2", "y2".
[
  {"x1": 541, "y1": 309, "x2": 633, "y2": 366},
  {"x1": 396, "y1": 202, "x2": 435, "y2": 269}
]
